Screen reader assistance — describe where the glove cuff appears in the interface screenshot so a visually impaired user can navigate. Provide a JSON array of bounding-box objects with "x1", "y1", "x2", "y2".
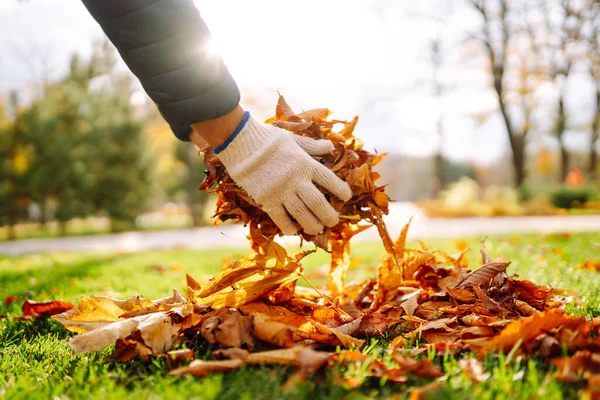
[{"x1": 215, "y1": 113, "x2": 274, "y2": 165}]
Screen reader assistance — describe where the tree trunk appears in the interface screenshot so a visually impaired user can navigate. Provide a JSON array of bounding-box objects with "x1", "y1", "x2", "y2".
[
  {"x1": 433, "y1": 153, "x2": 444, "y2": 196},
  {"x1": 494, "y1": 84, "x2": 526, "y2": 188},
  {"x1": 6, "y1": 184, "x2": 17, "y2": 241},
  {"x1": 559, "y1": 136, "x2": 569, "y2": 183},
  {"x1": 58, "y1": 220, "x2": 68, "y2": 237},
  {"x1": 184, "y1": 145, "x2": 201, "y2": 227},
  {"x1": 557, "y1": 97, "x2": 569, "y2": 182},
  {"x1": 590, "y1": 86, "x2": 599, "y2": 181},
  {"x1": 6, "y1": 218, "x2": 16, "y2": 241},
  {"x1": 512, "y1": 139, "x2": 526, "y2": 188},
  {"x1": 39, "y1": 197, "x2": 47, "y2": 230},
  {"x1": 591, "y1": 130, "x2": 598, "y2": 181}
]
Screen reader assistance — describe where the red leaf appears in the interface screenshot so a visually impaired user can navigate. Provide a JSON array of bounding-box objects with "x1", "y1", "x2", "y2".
[{"x1": 22, "y1": 299, "x2": 74, "y2": 318}]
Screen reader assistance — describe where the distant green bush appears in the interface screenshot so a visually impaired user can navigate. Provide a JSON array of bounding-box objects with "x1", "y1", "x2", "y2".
[{"x1": 550, "y1": 187, "x2": 592, "y2": 209}]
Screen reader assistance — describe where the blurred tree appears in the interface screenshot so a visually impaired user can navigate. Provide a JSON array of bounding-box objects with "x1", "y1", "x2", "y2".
[
  {"x1": 0, "y1": 92, "x2": 30, "y2": 240},
  {"x1": 0, "y1": 101, "x2": 15, "y2": 239},
  {"x1": 541, "y1": 0, "x2": 588, "y2": 182},
  {"x1": 468, "y1": 0, "x2": 543, "y2": 188},
  {"x1": 86, "y1": 87, "x2": 152, "y2": 232},
  {"x1": 20, "y1": 53, "x2": 101, "y2": 235},
  {"x1": 589, "y1": 4, "x2": 600, "y2": 181},
  {"x1": 175, "y1": 142, "x2": 208, "y2": 227},
  {"x1": 430, "y1": 35, "x2": 447, "y2": 195},
  {"x1": 18, "y1": 41, "x2": 152, "y2": 235}
]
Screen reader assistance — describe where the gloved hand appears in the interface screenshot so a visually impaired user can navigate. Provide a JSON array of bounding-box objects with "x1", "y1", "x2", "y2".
[{"x1": 215, "y1": 112, "x2": 352, "y2": 235}]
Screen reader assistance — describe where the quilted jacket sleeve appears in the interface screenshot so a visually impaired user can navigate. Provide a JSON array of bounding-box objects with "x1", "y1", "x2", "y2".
[{"x1": 81, "y1": 0, "x2": 240, "y2": 141}]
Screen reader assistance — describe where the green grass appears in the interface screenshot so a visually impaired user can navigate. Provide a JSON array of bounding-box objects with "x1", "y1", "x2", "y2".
[{"x1": 1, "y1": 232, "x2": 600, "y2": 399}]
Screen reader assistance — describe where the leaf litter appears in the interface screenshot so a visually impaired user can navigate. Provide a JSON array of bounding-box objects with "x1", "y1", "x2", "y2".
[{"x1": 44, "y1": 96, "x2": 600, "y2": 394}]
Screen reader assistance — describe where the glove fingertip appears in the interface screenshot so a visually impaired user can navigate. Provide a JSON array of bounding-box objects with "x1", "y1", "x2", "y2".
[{"x1": 336, "y1": 181, "x2": 353, "y2": 202}]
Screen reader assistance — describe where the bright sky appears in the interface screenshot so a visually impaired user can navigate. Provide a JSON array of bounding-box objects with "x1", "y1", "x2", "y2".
[{"x1": 1, "y1": 0, "x2": 591, "y2": 164}]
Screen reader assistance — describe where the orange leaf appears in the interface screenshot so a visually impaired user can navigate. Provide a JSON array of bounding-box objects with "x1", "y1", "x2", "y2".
[
  {"x1": 22, "y1": 299, "x2": 73, "y2": 318},
  {"x1": 485, "y1": 309, "x2": 583, "y2": 353},
  {"x1": 298, "y1": 108, "x2": 331, "y2": 123}
]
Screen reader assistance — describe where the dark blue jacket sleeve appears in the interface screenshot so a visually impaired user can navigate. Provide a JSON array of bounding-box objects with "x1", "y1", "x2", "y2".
[{"x1": 81, "y1": 0, "x2": 240, "y2": 141}]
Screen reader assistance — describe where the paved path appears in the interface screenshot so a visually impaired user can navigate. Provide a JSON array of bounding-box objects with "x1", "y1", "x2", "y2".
[{"x1": 1, "y1": 203, "x2": 599, "y2": 256}]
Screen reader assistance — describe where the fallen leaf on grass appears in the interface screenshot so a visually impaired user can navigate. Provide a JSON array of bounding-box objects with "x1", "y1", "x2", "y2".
[
  {"x1": 392, "y1": 354, "x2": 444, "y2": 378},
  {"x1": 552, "y1": 351, "x2": 600, "y2": 382},
  {"x1": 171, "y1": 347, "x2": 330, "y2": 378},
  {"x1": 169, "y1": 359, "x2": 245, "y2": 377},
  {"x1": 22, "y1": 299, "x2": 74, "y2": 318},
  {"x1": 576, "y1": 260, "x2": 600, "y2": 272},
  {"x1": 459, "y1": 358, "x2": 488, "y2": 382},
  {"x1": 49, "y1": 95, "x2": 592, "y2": 396},
  {"x1": 408, "y1": 380, "x2": 444, "y2": 400},
  {"x1": 485, "y1": 309, "x2": 583, "y2": 353},
  {"x1": 455, "y1": 262, "x2": 510, "y2": 289}
]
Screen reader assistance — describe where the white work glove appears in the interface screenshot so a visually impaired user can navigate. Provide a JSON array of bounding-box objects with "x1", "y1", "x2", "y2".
[{"x1": 215, "y1": 112, "x2": 352, "y2": 235}]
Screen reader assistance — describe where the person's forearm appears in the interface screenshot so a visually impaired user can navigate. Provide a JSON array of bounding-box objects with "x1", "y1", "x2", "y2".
[
  {"x1": 81, "y1": 0, "x2": 240, "y2": 141},
  {"x1": 190, "y1": 105, "x2": 245, "y2": 149}
]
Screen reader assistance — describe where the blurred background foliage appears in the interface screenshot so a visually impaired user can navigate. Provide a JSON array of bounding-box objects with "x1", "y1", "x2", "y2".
[
  {"x1": 1, "y1": 0, "x2": 600, "y2": 240},
  {"x1": 0, "y1": 42, "x2": 207, "y2": 240}
]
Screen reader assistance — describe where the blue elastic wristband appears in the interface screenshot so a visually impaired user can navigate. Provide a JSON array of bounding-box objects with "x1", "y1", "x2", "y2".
[{"x1": 214, "y1": 111, "x2": 251, "y2": 154}]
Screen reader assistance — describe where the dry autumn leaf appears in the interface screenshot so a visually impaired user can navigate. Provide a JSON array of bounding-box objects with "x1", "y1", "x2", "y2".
[
  {"x1": 48, "y1": 96, "x2": 596, "y2": 397},
  {"x1": 459, "y1": 358, "x2": 488, "y2": 382},
  {"x1": 484, "y1": 309, "x2": 583, "y2": 353}
]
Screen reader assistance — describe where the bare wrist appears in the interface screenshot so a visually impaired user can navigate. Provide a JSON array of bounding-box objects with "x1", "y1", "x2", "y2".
[{"x1": 189, "y1": 105, "x2": 245, "y2": 149}]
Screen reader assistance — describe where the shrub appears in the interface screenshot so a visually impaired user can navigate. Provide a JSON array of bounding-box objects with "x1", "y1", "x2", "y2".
[{"x1": 550, "y1": 187, "x2": 592, "y2": 209}]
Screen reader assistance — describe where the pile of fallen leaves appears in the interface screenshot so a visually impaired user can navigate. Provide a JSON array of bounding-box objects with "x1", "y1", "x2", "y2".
[
  {"x1": 46, "y1": 99, "x2": 600, "y2": 395},
  {"x1": 199, "y1": 94, "x2": 392, "y2": 254}
]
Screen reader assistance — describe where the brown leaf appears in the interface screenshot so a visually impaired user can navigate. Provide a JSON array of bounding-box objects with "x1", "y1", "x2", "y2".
[
  {"x1": 246, "y1": 347, "x2": 330, "y2": 375},
  {"x1": 552, "y1": 351, "x2": 600, "y2": 382},
  {"x1": 169, "y1": 359, "x2": 245, "y2": 377},
  {"x1": 479, "y1": 239, "x2": 492, "y2": 264},
  {"x1": 338, "y1": 116, "x2": 359, "y2": 138},
  {"x1": 421, "y1": 330, "x2": 462, "y2": 345},
  {"x1": 459, "y1": 358, "x2": 488, "y2": 382},
  {"x1": 275, "y1": 94, "x2": 298, "y2": 120},
  {"x1": 272, "y1": 120, "x2": 313, "y2": 131},
  {"x1": 298, "y1": 108, "x2": 331, "y2": 123},
  {"x1": 113, "y1": 333, "x2": 153, "y2": 362},
  {"x1": 200, "y1": 308, "x2": 255, "y2": 350},
  {"x1": 212, "y1": 347, "x2": 250, "y2": 361},
  {"x1": 166, "y1": 349, "x2": 196, "y2": 366},
  {"x1": 455, "y1": 262, "x2": 511, "y2": 289},
  {"x1": 392, "y1": 354, "x2": 444, "y2": 378},
  {"x1": 420, "y1": 317, "x2": 457, "y2": 332},
  {"x1": 252, "y1": 313, "x2": 296, "y2": 348},
  {"x1": 400, "y1": 291, "x2": 420, "y2": 316},
  {"x1": 408, "y1": 381, "x2": 444, "y2": 400},
  {"x1": 473, "y1": 285, "x2": 509, "y2": 314}
]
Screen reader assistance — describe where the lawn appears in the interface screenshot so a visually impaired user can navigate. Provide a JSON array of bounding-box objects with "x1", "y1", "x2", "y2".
[{"x1": 1, "y1": 232, "x2": 599, "y2": 400}]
